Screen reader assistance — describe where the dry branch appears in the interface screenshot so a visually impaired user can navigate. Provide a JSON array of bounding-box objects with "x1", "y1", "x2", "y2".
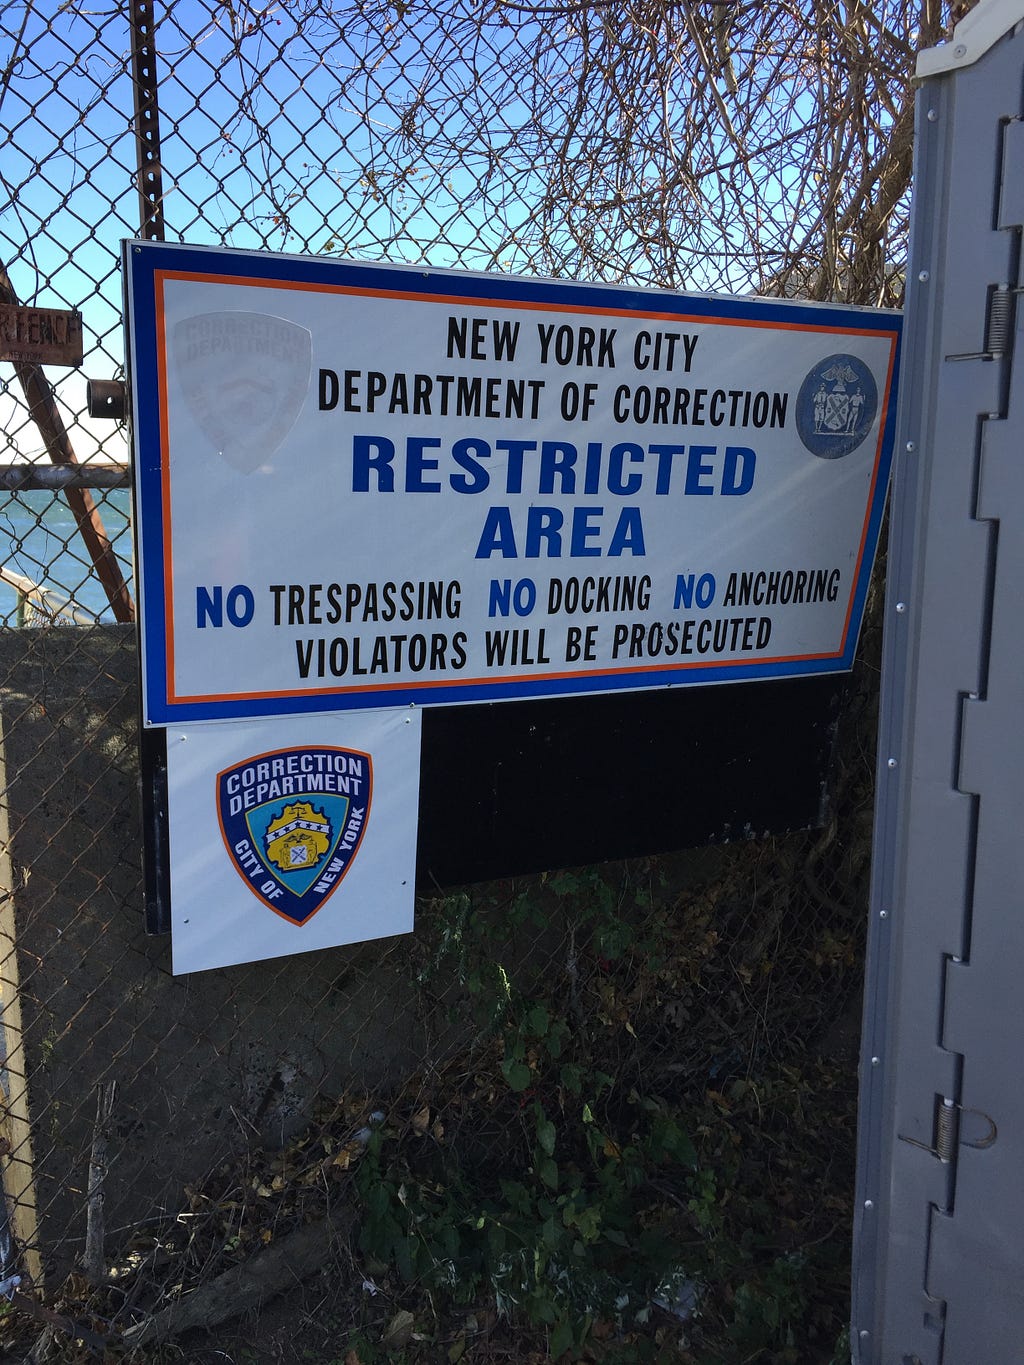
[
  {"x1": 81, "y1": 1081, "x2": 118, "y2": 1283},
  {"x1": 121, "y1": 1205, "x2": 354, "y2": 1347}
]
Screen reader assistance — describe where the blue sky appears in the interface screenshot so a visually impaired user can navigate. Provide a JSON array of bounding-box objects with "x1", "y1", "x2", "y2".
[{"x1": 0, "y1": 0, "x2": 913, "y2": 616}]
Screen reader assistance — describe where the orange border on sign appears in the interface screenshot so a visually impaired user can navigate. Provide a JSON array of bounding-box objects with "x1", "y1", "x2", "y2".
[{"x1": 153, "y1": 269, "x2": 900, "y2": 707}]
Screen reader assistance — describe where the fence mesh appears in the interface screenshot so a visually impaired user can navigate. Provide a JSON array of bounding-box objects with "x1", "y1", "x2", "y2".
[{"x1": 0, "y1": 0, "x2": 959, "y2": 1357}]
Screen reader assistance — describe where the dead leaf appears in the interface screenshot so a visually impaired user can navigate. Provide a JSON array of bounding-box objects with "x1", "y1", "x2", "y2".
[
  {"x1": 331, "y1": 1139, "x2": 366, "y2": 1172},
  {"x1": 411, "y1": 1105, "x2": 430, "y2": 1135},
  {"x1": 60, "y1": 1270, "x2": 92, "y2": 1300},
  {"x1": 382, "y1": 1309, "x2": 415, "y2": 1349}
]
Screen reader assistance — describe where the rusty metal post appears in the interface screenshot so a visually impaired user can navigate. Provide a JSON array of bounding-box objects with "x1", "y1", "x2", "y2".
[{"x1": 129, "y1": 0, "x2": 165, "y2": 241}]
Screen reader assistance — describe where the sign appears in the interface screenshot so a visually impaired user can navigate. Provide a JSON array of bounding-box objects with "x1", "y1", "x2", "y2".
[
  {"x1": 125, "y1": 242, "x2": 900, "y2": 724},
  {"x1": 165, "y1": 708, "x2": 420, "y2": 973},
  {"x1": 0, "y1": 303, "x2": 83, "y2": 365}
]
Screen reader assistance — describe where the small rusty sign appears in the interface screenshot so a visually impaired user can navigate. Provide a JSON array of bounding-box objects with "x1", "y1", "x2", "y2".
[{"x1": 0, "y1": 303, "x2": 83, "y2": 365}]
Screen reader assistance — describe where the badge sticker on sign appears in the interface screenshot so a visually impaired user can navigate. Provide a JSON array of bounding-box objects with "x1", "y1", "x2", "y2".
[
  {"x1": 171, "y1": 311, "x2": 312, "y2": 473},
  {"x1": 217, "y1": 746, "x2": 371, "y2": 926},
  {"x1": 166, "y1": 710, "x2": 420, "y2": 974}
]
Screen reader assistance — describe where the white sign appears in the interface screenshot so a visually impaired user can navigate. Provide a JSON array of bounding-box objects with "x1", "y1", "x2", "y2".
[
  {"x1": 165, "y1": 708, "x2": 420, "y2": 973},
  {"x1": 126, "y1": 242, "x2": 901, "y2": 724}
]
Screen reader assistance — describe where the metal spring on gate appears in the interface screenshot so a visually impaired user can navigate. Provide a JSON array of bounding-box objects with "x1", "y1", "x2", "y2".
[
  {"x1": 985, "y1": 285, "x2": 1014, "y2": 357},
  {"x1": 944, "y1": 284, "x2": 1016, "y2": 362},
  {"x1": 935, "y1": 1096, "x2": 960, "y2": 1163},
  {"x1": 899, "y1": 1096, "x2": 998, "y2": 1160}
]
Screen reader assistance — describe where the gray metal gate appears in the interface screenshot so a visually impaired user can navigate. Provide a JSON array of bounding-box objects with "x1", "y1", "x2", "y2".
[{"x1": 854, "y1": 0, "x2": 1024, "y2": 1359}]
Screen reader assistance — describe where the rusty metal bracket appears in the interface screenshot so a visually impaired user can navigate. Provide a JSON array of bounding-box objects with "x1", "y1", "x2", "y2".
[
  {"x1": 86, "y1": 379, "x2": 127, "y2": 421},
  {"x1": 0, "y1": 261, "x2": 135, "y2": 622}
]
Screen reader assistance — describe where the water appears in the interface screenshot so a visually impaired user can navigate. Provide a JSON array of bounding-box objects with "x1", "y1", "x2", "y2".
[{"x1": 0, "y1": 488, "x2": 134, "y2": 624}]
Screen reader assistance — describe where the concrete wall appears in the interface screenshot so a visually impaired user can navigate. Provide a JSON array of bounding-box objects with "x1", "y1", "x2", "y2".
[{"x1": 0, "y1": 626, "x2": 426, "y2": 1275}]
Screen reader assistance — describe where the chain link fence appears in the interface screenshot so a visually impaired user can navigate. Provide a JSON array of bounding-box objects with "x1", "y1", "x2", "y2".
[{"x1": 0, "y1": 0, "x2": 958, "y2": 1356}]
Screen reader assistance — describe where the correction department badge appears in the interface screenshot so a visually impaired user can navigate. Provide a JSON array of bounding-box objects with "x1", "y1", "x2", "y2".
[
  {"x1": 172, "y1": 311, "x2": 312, "y2": 474},
  {"x1": 795, "y1": 353, "x2": 878, "y2": 459},
  {"x1": 216, "y1": 745, "x2": 372, "y2": 926}
]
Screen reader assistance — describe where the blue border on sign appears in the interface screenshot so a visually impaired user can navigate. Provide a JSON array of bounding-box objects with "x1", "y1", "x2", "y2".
[{"x1": 125, "y1": 239, "x2": 902, "y2": 725}]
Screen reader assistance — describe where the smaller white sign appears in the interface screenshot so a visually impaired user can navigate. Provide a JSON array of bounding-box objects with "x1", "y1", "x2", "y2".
[{"x1": 166, "y1": 708, "x2": 421, "y2": 973}]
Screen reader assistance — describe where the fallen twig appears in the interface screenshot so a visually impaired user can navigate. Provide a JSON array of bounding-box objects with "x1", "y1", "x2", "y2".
[
  {"x1": 82, "y1": 1081, "x2": 118, "y2": 1283},
  {"x1": 121, "y1": 1205, "x2": 353, "y2": 1347}
]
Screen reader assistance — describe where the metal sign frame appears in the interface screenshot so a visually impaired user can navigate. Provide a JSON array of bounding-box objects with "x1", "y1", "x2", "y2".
[{"x1": 124, "y1": 240, "x2": 900, "y2": 726}]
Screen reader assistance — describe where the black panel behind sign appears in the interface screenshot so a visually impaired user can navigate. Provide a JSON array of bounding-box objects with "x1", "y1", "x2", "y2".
[
  {"x1": 142, "y1": 676, "x2": 839, "y2": 930},
  {"x1": 418, "y1": 675, "x2": 838, "y2": 886}
]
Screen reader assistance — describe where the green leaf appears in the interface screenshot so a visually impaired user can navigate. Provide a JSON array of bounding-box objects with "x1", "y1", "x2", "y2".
[
  {"x1": 486, "y1": 1221, "x2": 506, "y2": 1258},
  {"x1": 545, "y1": 1022, "x2": 565, "y2": 1059},
  {"x1": 500, "y1": 1179, "x2": 532, "y2": 1215},
  {"x1": 560, "y1": 1063, "x2": 583, "y2": 1095},
  {"x1": 652, "y1": 1116, "x2": 698, "y2": 1168},
  {"x1": 549, "y1": 871, "x2": 582, "y2": 897},
  {"x1": 535, "y1": 1295, "x2": 557, "y2": 1324},
  {"x1": 572, "y1": 1203, "x2": 602, "y2": 1242},
  {"x1": 501, "y1": 1058, "x2": 532, "y2": 1092},
  {"x1": 395, "y1": 1235, "x2": 416, "y2": 1282},
  {"x1": 550, "y1": 1318, "x2": 575, "y2": 1357},
  {"x1": 539, "y1": 1157, "x2": 559, "y2": 1189},
  {"x1": 535, "y1": 1107, "x2": 557, "y2": 1157},
  {"x1": 527, "y1": 1004, "x2": 550, "y2": 1037}
]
